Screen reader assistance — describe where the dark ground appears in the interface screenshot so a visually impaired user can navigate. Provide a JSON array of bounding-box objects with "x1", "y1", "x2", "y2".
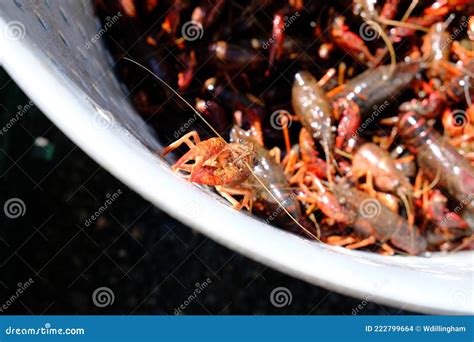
[{"x1": 0, "y1": 68, "x2": 413, "y2": 315}]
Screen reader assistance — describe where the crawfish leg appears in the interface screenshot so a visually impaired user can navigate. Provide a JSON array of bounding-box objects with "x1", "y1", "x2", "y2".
[
  {"x1": 284, "y1": 148, "x2": 302, "y2": 177},
  {"x1": 215, "y1": 185, "x2": 253, "y2": 211},
  {"x1": 345, "y1": 236, "x2": 377, "y2": 250},
  {"x1": 381, "y1": 243, "x2": 395, "y2": 255},
  {"x1": 162, "y1": 131, "x2": 201, "y2": 156},
  {"x1": 269, "y1": 147, "x2": 282, "y2": 164},
  {"x1": 289, "y1": 166, "x2": 307, "y2": 184},
  {"x1": 326, "y1": 235, "x2": 357, "y2": 246}
]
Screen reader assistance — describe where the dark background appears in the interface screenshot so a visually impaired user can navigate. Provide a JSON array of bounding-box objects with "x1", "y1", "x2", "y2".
[{"x1": 0, "y1": 68, "x2": 412, "y2": 314}]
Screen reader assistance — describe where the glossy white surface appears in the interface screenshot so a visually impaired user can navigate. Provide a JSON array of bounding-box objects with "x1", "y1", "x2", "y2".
[{"x1": 1, "y1": 0, "x2": 472, "y2": 314}]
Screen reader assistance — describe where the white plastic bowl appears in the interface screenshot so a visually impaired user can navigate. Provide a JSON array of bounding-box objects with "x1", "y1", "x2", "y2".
[{"x1": 1, "y1": 0, "x2": 473, "y2": 314}]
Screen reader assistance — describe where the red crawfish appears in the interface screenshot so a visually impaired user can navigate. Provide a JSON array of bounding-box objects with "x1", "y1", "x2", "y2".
[
  {"x1": 297, "y1": 173, "x2": 355, "y2": 225},
  {"x1": 266, "y1": 11, "x2": 286, "y2": 76},
  {"x1": 162, "y1": 131, "x2": 256, "y2": 190},
  {"x1": 162, "y1": 128, "x2": 316, "y2": 238},
  {"x1": 285, "y1": 128, "x2": 331, "y2": 182},
  {"x1": 330, "y1": 15, "x2": 377, "y2": 66}
]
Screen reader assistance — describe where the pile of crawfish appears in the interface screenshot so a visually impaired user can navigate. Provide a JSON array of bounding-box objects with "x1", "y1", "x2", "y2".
[{"x1": 96, "y1": 0, "x2": 474, "y2": 255}]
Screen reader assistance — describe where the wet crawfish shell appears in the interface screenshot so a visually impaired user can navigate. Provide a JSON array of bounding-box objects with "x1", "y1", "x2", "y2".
[
  {"x1": 201, "y1": 141, "x2": 256, "y2": 185},
  {"x1": 329, "y1": 62, "x2": 421, "y2": 116},
  {"x1": 352, "y1": 142, "x2": 412, "y2": 193},
  {"x1": 292, "y1": 71, "x2": 334, "y2": 151},
  {"x1": 230, "y1": 127, "x2": 304, "y2": 233},
  {"x1": 399, "y1": 113, "x2": 474, "y2": 212},
  {"x1": 332, "y1": 183, "x2": 427, "y2": 255}
]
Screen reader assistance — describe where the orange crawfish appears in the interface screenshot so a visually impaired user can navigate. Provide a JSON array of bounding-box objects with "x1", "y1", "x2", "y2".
[
  {"x1": 163, "y1": 131, "x2": 256, "y2": 189},
  {"x1": 163, "y1": 127, "x2": 316, "y2": 237}
]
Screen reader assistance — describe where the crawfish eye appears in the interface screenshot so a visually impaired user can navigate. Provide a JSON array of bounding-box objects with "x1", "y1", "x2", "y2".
[{"x1": 238, "y1": 138, "x2": 244, "y2": 144}]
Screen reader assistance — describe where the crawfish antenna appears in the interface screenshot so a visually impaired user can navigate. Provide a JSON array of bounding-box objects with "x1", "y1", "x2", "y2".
[
  {"x1": 366, "y1": 20, "x2": 396, "y2": 78},
  {"x1": 465, "y1": 75, "x2": 473, "y2": 107},
  {"x1": 441, "y1": 13, "x2": 456, "y2": 31},
  {"x1": 123, "y1": 57, "x2": 224, "y2": 142},
  {"x1": 398, "y1": 189, "x2": 415, "y2": 250},
  {"x1": 377, "y1": 18, "x2": 429, "y2": 33},
  {"x1": 401, "y1": 0, "x2": 419, "y2": 22},
  {"x1": 413, "y1": 168, "x2": 441, "y2": 197}
]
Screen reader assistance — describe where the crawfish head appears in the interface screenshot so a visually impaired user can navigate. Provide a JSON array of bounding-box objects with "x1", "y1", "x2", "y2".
[
  {"x1": 219, "y1": 142, "x2": 256, "y2": 172},
  {"x1": 195, "y1": 141, "x2": 257, "y2": 185}
]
